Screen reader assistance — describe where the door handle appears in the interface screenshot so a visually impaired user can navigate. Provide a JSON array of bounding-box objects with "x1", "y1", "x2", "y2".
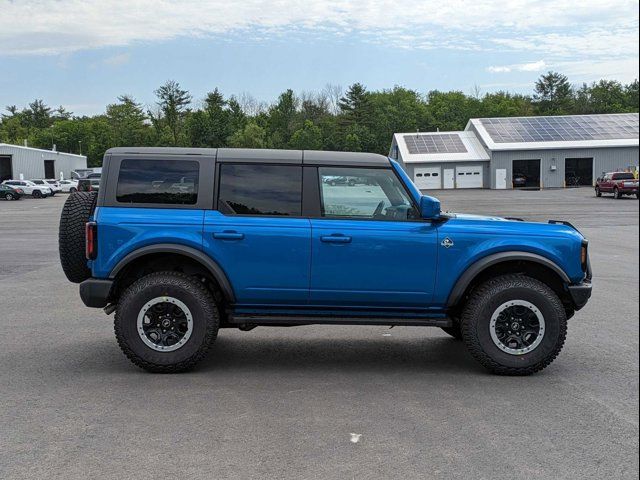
[
  {"x1": 320, "y1": 234, "x2": 352, "y2": 244},
  {"x1": 213, "y1": 231, "x2": 244, "y2": 240}
]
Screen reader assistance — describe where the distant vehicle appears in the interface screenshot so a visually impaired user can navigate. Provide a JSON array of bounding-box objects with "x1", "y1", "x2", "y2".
[
  {"x1": 87, "y1": 172, "x2": 102, "y2": 179},
  {"x1": 31, "y1": 179, "x2": 62, "y2": 195},
  {"x1": 513, "y1": 173, "x2": 527, "y2": 188},
  {"x1": 58, "y1": 180, "x2": 79, "y2": 193},
  {"x1": 2, "y1": 180, "x2": 51, "y2": 198},
  {"x1": 0, "y1": 183, "x2": 23, "y2": 200},
  {"x1": 323, "y1": 176, "x2": 372, "y2": 186},
  {"x1": 77, "y1": 178, "x2": 100, "y2": 192},
  {"x1": 595, "y1": 172, "x2": 639, "y2": 199}
]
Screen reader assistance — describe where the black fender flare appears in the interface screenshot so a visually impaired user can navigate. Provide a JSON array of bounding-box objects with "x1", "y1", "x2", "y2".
[
  {"x1": 109, "y1": 244, "x2": 236, "y2": 303},
  {"x1": 446, "y1": 251, "x2": 571, "y2": 307}
]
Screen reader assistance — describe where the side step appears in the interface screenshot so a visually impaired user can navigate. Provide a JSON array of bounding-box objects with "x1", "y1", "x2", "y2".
[{"x1": 227, "y1": 314, "x2": 452, "y2": 328}]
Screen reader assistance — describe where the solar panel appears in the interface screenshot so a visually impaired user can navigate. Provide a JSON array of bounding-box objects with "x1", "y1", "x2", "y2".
[
  {"x1": 479, "y1": 114, "x2": 639, "y2": 143},
  {"x1": 404, "y1": 133, "x2": 468, "y2": 154}
]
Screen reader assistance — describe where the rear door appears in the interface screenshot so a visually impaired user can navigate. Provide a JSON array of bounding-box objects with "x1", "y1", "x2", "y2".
[
  {"x1": 309, "y1": 166, "x2": 438, "y2": 308},
  {"x1": 203, "y1": 162, "x2": 311, "y2": 306}
]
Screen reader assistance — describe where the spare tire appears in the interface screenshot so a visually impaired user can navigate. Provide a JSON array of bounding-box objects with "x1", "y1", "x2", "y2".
[{"x1": 59, "y1": 191, "x2": 98, "y2": 283}]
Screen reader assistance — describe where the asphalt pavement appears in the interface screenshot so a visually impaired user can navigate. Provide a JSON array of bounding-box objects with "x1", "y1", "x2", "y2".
[{"x1": 0, "y1": 188, "x2": 638, "y2": 479}]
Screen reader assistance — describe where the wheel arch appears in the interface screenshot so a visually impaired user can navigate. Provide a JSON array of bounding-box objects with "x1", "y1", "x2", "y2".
[
  {"x1": 447, "y1": 251, "x2": 572, "y2": 312},
  {"x1": 109, "y1": 244, "x2": 235, "y2": 304}
]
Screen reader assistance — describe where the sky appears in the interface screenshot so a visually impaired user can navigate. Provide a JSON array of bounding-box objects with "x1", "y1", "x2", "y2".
[{"x1": 0, "y1": 0, "x2": 638, "y2": 116}]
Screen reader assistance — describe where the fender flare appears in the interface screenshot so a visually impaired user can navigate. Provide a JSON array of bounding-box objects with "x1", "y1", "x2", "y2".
[
  {"x1": 446, "y1": 251, "x2": 571, "y2": 307},
  {"x1": 109, "y1": 243, "x2": 236, "y2": 303}
]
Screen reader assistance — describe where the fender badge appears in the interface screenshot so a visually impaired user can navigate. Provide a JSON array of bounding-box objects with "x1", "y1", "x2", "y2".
[{"x1": 441, "y1": 237, "x2": 454, "y2": 248}]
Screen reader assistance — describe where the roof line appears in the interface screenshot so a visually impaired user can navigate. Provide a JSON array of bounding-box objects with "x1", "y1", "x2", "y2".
[{"x1": 0, "y1": 143, "x2": 86, "y2": 158}]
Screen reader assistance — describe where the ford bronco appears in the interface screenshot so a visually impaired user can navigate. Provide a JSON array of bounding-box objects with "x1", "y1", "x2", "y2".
[{"x1": 59, "y1": 148, "x2": 592, "y2": 374}]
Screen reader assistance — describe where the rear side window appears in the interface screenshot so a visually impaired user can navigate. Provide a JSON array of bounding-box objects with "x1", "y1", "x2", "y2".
[
  {"x1": 612, "y1": 173, "x2": 635, "y2": 180},
  {"x1": 116, "y1": 159, "x2": 199, "y2": 204},
  {"x1": 217, "y1": 164, "x2": 302, "y2": 216}
]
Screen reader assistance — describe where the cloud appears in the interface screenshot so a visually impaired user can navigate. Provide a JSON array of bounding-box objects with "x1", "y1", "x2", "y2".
[
  {"x1": 487, "y1": 60, "x2": 547, "y2": 73},
  {"x1": 102, "y1": 52, "x2": 130, "y2": 67},
  {"x1": 0, "y1": 0, "x2": 637, "y2": 81}
]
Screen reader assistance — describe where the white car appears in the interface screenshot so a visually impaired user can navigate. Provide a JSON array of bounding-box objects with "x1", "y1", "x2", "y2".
[
  {"x1": 31, "y1": 179, "x2": 62, "y2": 195},
  {"x1": 2, "y1": 180, "x2": 52, "y2": 198},
  {"x1": 57, "y1": 179, "x2": 79, "y2": 193}
]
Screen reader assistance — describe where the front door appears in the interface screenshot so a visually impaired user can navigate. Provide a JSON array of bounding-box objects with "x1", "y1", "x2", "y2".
[
  {"x1": 204, "y1": 163, "x2": 311, "y2": 305},
  {"x1": 310, "y1": 166, "x2": 438, "y2": 308},
  {"x1": 443, "y1": 168, "x2": 455, "y2": 189}
]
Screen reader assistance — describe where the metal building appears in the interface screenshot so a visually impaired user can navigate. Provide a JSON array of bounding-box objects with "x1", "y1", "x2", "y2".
[
  {"x1": 0, "y1": 143, "x2": 87, "y2": 182},
  {"x1": 390, "y1": 113, "x2": 639, "y2": 189}
]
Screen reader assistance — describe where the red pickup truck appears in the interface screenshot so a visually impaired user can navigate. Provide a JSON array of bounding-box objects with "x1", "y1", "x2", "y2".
[{"x1": 595, "y1": 172, "x2": 639, "y2": 199}]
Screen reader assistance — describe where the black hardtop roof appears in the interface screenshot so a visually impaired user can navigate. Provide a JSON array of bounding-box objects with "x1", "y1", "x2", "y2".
[{"x1": 105, "y1": 147, "x2": 390, "y2": 166}]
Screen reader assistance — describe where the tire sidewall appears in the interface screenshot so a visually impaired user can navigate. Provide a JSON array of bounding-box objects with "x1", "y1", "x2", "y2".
[
  {"x1": 117, "y1": 276, "x2": 217, "y2": 368},
  {"x1": 466, "y1": 280, "x2": 565, "y2": 370}
]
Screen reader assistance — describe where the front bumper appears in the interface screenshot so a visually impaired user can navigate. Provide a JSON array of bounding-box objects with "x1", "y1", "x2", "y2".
[
  {"x1": 568, "y1": 281, "x2": 592, "y2": 310},
  {"x1": 79, "y1": 278, "x2": 113, "y2": 308}
]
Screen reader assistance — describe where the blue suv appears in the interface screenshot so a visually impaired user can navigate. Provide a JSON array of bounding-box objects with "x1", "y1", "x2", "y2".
[{"x1": 59, "y1": 148, "x2": 592, "y2": 374}]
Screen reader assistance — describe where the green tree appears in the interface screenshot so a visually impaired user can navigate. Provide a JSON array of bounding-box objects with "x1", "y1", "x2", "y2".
[
  {"x1": 425, "y1": 90, "x2": 480, "y2": 131},
  {"x1": 338, "y1": 83, "x2": 373, "y2": 127},
  {"x1": 106, "y1": 95, "x2": 149, "y2": 147},
  {"x1": 267, "y1": 89, "x2": 298, "y2": 148},
  {"x1": 289, "y1": 120, "x2": 323, "y2": 150},
  {"x1": 153, "y1": 80, "x2": 192, "y2": 145},
  {"x1": 533, "y1": 71, "x2": 573, "y2": 115},
  {"x1": 228, "y1": 122, "x2": 266, "y2": 148}
]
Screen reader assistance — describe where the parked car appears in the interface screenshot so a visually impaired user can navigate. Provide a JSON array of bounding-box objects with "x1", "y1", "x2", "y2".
[
  {"x1": 31, "y1": 179, "x2": 62, "y2": 195},
  {"x1": 87, "y1": 172, "x2": 102, "y2": 179},
  {"x1": 513, "y1": 173, "x2": 527, "y2": 188},
  {"x1": 77, "y1": 178, "x2": 101, "y2": 192},
  {"x1": 595, "y1": 172, "x2": 639, "y2": 199},
  {"x1": 59, "y1": 147, "x2": 592, "y2": 375},
  {"x1": 0, "y1": 183, "x2": 23, "y2": 200},
  {"x1": 58, "y1": 179, "x2": 79, "y2": 193},
  {"x1": 2, "y1": 180, "x2": 51, "y2": 198}
]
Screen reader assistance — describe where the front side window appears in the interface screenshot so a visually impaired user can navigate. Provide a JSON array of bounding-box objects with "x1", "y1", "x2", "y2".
[
  {"x1": 116, "y1": 159, "x2": 199, "y2": 204},
  {"x1": 319, "y1": 167, "x2": 417, "y2": 220},
  {"x1": 218, "y1": 164, "x2": 302, "y2": 216}
]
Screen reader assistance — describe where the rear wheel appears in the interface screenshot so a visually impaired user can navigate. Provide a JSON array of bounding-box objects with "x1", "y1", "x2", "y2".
[
  {"x1": 461, "y1": 275, "x2": 567, "y2": 375},
  {"x1": 4, "y1": 193, "x2": 13, "y2": 201},
  {"x1": 114, "y1": 272, "x2": 219, "y2": 373},
  {"x1": 614, "y1": 187, "x2": 621, "y2": 199}
]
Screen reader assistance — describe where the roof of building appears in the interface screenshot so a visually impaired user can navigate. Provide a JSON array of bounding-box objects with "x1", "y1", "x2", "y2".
[
  {"x1": 392, "y1": 131, "x2": 490, "y2": 163},
  {"x1": 0, "y1": 143, "x2": 86, "y2": 159},
  {"x1": 467, "y1": 113, "x2": 639, "y2": 151}
]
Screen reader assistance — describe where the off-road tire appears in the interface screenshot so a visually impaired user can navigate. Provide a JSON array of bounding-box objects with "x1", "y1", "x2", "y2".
[
  {"x1": 59, "y1": 191, "x2": 97, "y2": 283},
  {"x1": 114, "y1": 272, "x2": 219, "y2": 373},
  {"x1": 461, "y1": 274, "x2": 567, "y2": 376}
]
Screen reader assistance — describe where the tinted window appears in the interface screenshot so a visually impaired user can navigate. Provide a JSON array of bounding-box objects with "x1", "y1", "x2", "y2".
[
  {"x1": 116, "y1": 159, "x2": 199, "y2": 204},
  {"x1": 319, "y1": 167, "x2": 417, "y2": 220},
  {"x1": 612, "y1": 173, "x2": 635, "y2": 180},
  {"x1": 218, "y1": 164, "x2": 302, "y2": 216}
]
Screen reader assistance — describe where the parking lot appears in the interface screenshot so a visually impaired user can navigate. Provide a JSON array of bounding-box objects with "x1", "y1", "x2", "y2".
[{"x1": 0, "y1": 188, "x2": 638, "y2": 479}]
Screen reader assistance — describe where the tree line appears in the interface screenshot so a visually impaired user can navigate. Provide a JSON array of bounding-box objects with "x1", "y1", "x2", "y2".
[{"x1": 0, "y1": 72, "x2": 637, "y2": 167}]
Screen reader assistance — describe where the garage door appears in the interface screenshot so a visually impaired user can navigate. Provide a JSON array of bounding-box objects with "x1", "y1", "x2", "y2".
[
  {"x1": 414, "y1": 167, "x2": 442, "y2": 189},
  {"x1": 456, "y1": 166, "x2": 483, "y2": 188}
]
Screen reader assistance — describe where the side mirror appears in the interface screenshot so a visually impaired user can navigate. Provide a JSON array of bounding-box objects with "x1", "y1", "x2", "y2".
[{"x1": 420, "y1": 195, "x2": 441, "y2": 219}]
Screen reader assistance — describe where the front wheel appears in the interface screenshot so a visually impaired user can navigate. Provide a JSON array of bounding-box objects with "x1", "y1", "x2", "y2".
[
  {"x1": 461, "y1": 275, "x2": 567, "y2": 375},
  {"x1": 32, "y1": 190, "x2": 42, "y2": 198},
  {"x1": 114, "y1": 272, "x2": 219, "y2": 373},
  {"x1": 595, "y1": 187, "x2": 601, "y2": 197},
  {"x1": 5, "y1": 193, "x2": 13, "y2": 201}
]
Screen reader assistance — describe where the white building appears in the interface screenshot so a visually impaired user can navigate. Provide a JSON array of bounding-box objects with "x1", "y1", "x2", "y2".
[
  {"x1": 0, "y1": 143, "x2": 87, "y2": 182},
  {"x1": 390, "y1": 113, "x2": 639, "y2": 190}
]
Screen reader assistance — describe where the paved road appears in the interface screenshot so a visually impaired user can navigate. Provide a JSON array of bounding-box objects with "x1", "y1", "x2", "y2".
[{"x1": 1, "y1": 189, "x2": 638, "y2": 479}]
